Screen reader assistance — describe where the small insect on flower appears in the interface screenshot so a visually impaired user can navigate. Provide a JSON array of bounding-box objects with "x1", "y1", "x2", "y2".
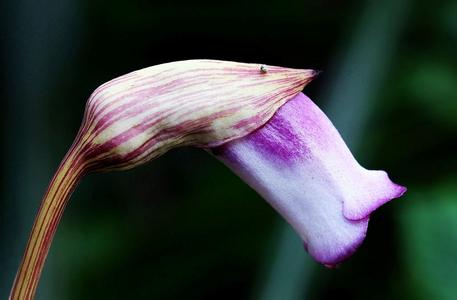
[{"x1": 10, "y1": 60, "x2": 406, "y2": 299}]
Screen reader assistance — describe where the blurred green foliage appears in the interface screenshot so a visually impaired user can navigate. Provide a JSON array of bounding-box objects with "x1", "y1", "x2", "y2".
[
  {"x1": 399, "y1": 179, "x2": 457, "y2": 300},
  {"x1": 403, "y1": 60, "x2": 457, "y2": 128},
  {"x1": 1, "y1": 0, "x2": 456, "y2": 299}
]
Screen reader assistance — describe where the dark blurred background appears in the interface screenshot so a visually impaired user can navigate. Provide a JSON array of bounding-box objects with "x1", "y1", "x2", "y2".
[{"x1": 1, "y1": 0, "x2": 456, "y2": 299}]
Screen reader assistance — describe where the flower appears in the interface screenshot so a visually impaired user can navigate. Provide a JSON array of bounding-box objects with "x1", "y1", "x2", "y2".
[
  {"x1": 212, "y1": 92, "x2": 406, "y2": 266},
  {"x1": 10, "y1": 60, "x2": 405, "y2": 299}
]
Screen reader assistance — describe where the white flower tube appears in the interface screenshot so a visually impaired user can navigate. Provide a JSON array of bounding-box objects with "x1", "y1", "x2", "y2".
[{"x1": 212, "y1": 93, "x2": 406, "y2": 265}]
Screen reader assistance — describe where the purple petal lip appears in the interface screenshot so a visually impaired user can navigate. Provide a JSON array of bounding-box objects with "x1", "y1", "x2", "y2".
[
  {"x1": 343, "y1": 181, "x2": 407, "y2": 222},
  {"x1": 212, "y1": 93, "x2": 406, "y2": 265},
  {"x1": 310, "y1": 218, "x2": 369, "y2": 267}
]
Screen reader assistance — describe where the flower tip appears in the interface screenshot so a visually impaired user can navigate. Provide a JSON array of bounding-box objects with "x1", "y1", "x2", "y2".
[
  {"x1": 342, "y1": 171, "x2": 408, "y2": 221},
  {"x1": 282, "y1": 67, "x2": 319, "y2": 88},
  {"x1": 299, "y1": 69, "x2": 319, "y2": 86},
  {"x1": 396, "y1": 184, "x2": 408, "y2": 197},
  {"x1": 312, "y1": 69, "x2": 323, "y2": 78}
]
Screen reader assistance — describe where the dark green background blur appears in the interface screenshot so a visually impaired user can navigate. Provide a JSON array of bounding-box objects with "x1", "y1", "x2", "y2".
[{"x1": 1, "y1": 0, "x2": 456, "y2": 299}]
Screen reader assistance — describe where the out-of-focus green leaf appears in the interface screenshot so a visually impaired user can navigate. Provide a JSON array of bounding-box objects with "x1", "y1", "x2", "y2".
[
  {"x1": 441, "y1": 1, "x2": 457, "y2": 40},
  {"x1": 404, "y1": 61, "x2": 457, "y2": 128},
  {"x1": 398, "y1": 179, "x2": 457, "y2": 300}
]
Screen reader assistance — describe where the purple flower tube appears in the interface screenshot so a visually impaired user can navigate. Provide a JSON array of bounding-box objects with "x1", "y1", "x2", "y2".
[{"x1": 213, "y1": 93, "x2": 406, "y2": 266}]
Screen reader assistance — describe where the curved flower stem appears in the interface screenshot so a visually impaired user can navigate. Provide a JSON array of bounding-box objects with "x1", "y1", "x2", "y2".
[
  {"x1": 8, "y1": 60, "x2": 312, "y2": 298},
  {"x1": 9, "y1": 147, "x2": 88, "y2": 300}
]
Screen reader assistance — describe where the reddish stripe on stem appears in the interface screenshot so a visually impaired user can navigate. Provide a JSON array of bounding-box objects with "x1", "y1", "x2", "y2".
[{"x1": 9, "y1": 146, "x2": 89, "y2": 300}]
